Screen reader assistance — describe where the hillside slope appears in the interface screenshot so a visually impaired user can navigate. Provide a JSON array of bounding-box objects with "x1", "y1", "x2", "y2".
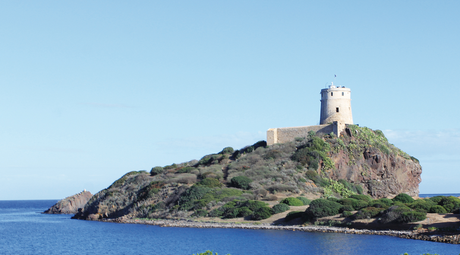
[{"x1": 73, "y1": 125, "x2": 421, "y2": 221}]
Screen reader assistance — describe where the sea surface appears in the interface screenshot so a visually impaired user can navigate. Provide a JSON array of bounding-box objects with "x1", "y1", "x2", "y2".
[{"x1": 0, "y1": 197, "x2": 459, "y2": 255}]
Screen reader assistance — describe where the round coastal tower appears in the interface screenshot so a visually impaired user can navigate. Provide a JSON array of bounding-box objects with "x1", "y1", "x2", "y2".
[{"x1": 320, "y1": 83, "x2": 353, "y2": 125}]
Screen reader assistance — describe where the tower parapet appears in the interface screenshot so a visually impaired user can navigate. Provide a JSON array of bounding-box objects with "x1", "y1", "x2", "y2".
[{"x1": 320, "y1": 83, "x2": 353, "y2": 125}]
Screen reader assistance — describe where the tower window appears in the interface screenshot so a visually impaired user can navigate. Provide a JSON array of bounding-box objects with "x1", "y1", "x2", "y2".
[
  {"x1": 342, "y1": 92, "x2": 344, "y2": 96},
  {"x1": 336, "y1": 107, "x2": 339, "y2": 112},
  {"x1": 331, "y1": 92, "x2": 333, "y2": 96}
]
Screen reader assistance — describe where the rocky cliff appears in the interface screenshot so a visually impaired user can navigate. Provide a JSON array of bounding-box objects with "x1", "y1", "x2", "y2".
[
  {"x1": 44, "y1": 190, "x2": 93, "y2": 214},
  {"x1": 72, "y1": 125, "x2": 421, "y2": 221},
  {"x1": 327, "y1": 125, "x2": 421, "y2": 197}
]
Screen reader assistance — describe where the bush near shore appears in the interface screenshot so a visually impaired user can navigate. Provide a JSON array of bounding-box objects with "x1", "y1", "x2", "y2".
[{"x1": 303, "y1": 194, "x2": 460, "y2": 225}]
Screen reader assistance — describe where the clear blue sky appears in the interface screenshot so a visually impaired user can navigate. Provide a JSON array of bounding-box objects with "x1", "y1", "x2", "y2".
[{"x1": 1, "y1": 1, "x2": 459, "y2": 200}]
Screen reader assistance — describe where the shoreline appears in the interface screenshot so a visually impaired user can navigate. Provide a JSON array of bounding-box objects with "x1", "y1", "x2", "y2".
[{"x1": 102, "y1": 217, "x2": 460, "y2": 244}]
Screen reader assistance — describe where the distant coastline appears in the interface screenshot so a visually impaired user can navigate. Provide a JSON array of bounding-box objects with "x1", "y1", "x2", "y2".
[{"x1": 418, "y1": 193, "x2": 460, "y2": 198}]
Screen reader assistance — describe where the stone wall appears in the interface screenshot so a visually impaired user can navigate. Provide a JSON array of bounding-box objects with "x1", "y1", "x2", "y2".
[
  {"x1": 267, "y1": 124, "x2": 333, "y2": 145},
  {"x1": 267, "y1": 121, "x2": 349, "y2": 145}
]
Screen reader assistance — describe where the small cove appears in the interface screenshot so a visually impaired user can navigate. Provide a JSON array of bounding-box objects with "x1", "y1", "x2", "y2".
[{"x1": 1, "y1": 200, "x2": 460, "y2": 254}]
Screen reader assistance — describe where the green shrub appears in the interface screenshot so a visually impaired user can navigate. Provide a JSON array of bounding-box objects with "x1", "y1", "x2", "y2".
[
  {"x1": 252, "y1": 207, "x2": 272, "y2": 220},
  {"x1": 337, "y1": 179, "x2": 363, "y2": 195},
  {"x1": 379, "y1": 205, "x2": 409, "y2": 224},
  {"x1": 291, "y1": 136, "x2": 333, "y2": 170},
  {"x1": 439, "y1": 196, "x2": 460, "y2": 213},
  {"x1": 308, "y1": 159, "x2": 319, "y2": 170},
  {"x1": 297, "y1": 197, "x2": 311, "y2": 205},
  {"x1": 219, "y1": 201, "x2": 238, "y2": 218},
  {"x1": 242, "y1": 200, "x2": 270, "y2": 212},
  {"x1": 280, "y1": 197, "x2": 304, "y2": 206},
  {"x1": 151, "y1": 202, "x2": 166, "y2": 212},
  {"x1": 393, "y1": 201, "x2": 406, "y2": 207},
  {"x1": 327, "y1": 197, "x2": 339, "y2": 203},
  {"x1": 192, "y1": 209, "x2": 208, "y2": 217},
  {"x1": 285, "y1": 211, "x2": 303, "y2": 221},
  {"x1": 323, "y1": 180, "x2": 357, "y2": 198},
  {"x1": 380, "y1": 205, "x2": 426, "y2": 223},
  {"x1": 212, "y1": 188, "x2": 243, "y2": 201},
  {"x1": 349, "y1": 194, "x2": 373, "y2": 203},
  {"x1": 318, "y1": 178, "x2": 331, "y2": 187},
  {"x1": 238, "y1": 207, "x2": 253, "y2": 217},
  {"x1": 164, "y1": 163, "x2": 177, "y2": 170},
  {"x1": 369, "y1": 200, "x2": 390, "y2": 209},
  {"x1": 252, "y1": 140, "x2": 267, "y2": 150},
  {"x1": 230, "y1": 176, "x2": 253, "y2": 190},
  {"x1": 342, "y1": 211, "x2": 353, "y2": 217},
  {"x1": 223, "y1": 208, "x2": 240, "y2": 218},
  {"x1": 263, "y1": 150, "x2": 282, "y2": 160},
  {"x1": 211, "y1": 200, "x2": 272, "y2": 220},
  {"x1": 305, "y1": 199, "x2": 342, "y2": 218},
  {"x1": 231, "y1": 150, "x2": 242, "y2": 159},
  {"x1": 339, "y1": 198, "x2": 368, "y2": 210},
  {"x1": 354, "y1": 200, "x2": 369, "y2": 210},
  {"x1": 339, "y1": 198, "x2": 358, "y2": 207},
  {"x1": 196, "y1": 154, "x2": 224, "y2": 166},
  {"x1": 429, "y1": 205, "x2": 447, "y2": 214},
  {"x1": 150, "y1": 166, "x2": 164, "y2": 176},
  {"x1": 208, "y1": 208, "x2": 224, "y2": 217},
  {"x1": 429, "y1": 196, "x2": 444, "y2": 204},
  {"x1": 377, "y1": 198, "x2": 393, "y2": 207},
  {"x1": 340, "y1": 205, "x2": 354, "y2": 212},
  {"x1": 392, "y1": 193, "x2": 415, "y2": 203},
  {"x1": 178, "y1": 186, "x2": 212, "y2": 211},
  {"x1": 353, "y1": 207, "x2": 382, "y2": 219},
  {"x1": 271, "y1": 203, "x2": 290, "y2": 214},
  {"x1": 407, "y1": 199, "x2": 436, "y2": 213},
  {"x1": 177, "y1": 166, "x2": 195, "y2": 173},
  {"x1": 219, "y1": 147, "x2": 234, "y2": 154},
  {"x1": 304, "y1": 170, "x2": 322, "y2": 185},
  {"x1": 137, "y1": 181, "x2": 165, "y2": 201},
  {"x1": 196, "y1": 178, "x2": 222, "y2": 188},
  {"x1": 398, "y1": 211, "x2": 426, "y2": 223}
]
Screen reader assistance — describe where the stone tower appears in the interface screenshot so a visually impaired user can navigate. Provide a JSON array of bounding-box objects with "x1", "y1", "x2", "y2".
[{"x1": 320, "y1": 83, "x2": 353, "y2": 125}]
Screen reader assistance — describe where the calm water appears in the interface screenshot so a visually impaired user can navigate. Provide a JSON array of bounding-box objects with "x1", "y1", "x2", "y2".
[{"x1": 0, "y1": 199, "x2": 459, "y2": 255}]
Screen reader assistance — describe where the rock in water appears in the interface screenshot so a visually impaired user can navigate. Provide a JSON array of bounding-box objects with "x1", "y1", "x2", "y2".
[{"x1": 44, "y1": 190, "x2": 92, "y2": 214}]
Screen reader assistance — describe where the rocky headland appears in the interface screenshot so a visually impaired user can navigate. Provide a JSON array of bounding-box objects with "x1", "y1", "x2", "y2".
[
  {"x1": 44, "y1": 190, "x2": 92, "y2": 214},
  {"x1": 73, "y1": 126, "x2": 421, "y2": 221},
  {"x1": 67, "y1": 126, "x2": 460, "y2": 243}
]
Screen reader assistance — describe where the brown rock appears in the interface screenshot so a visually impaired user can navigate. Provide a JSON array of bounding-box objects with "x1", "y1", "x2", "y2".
[
  {"x1": 87, "y1": 213, "x2": 101, "y2": 221},
  {"x1": 328, "y1": 135, "x2": 422, "y2": 198},
  {"x1": 43, "y1": 190, "x2": 93, "y2": 214}
]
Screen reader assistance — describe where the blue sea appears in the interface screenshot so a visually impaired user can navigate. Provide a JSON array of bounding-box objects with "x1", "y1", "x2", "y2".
[{"x1": 0, "y1": 196, "x2": 459, "y2": 255}]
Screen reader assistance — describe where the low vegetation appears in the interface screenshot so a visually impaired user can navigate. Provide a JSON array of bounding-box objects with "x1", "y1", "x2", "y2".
[
  {"x1": 76, "y1": 126, "x2": 431, "y2": 229},
  {"x1": 271, "y1": 203, "x2": 290, "y2": 214},
  {"x1": 209, "y1": 200, "x2": 272, "y2": 220},
  {"x1": 300, "y1": 193, "x2": 460, "y2": 226}
]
